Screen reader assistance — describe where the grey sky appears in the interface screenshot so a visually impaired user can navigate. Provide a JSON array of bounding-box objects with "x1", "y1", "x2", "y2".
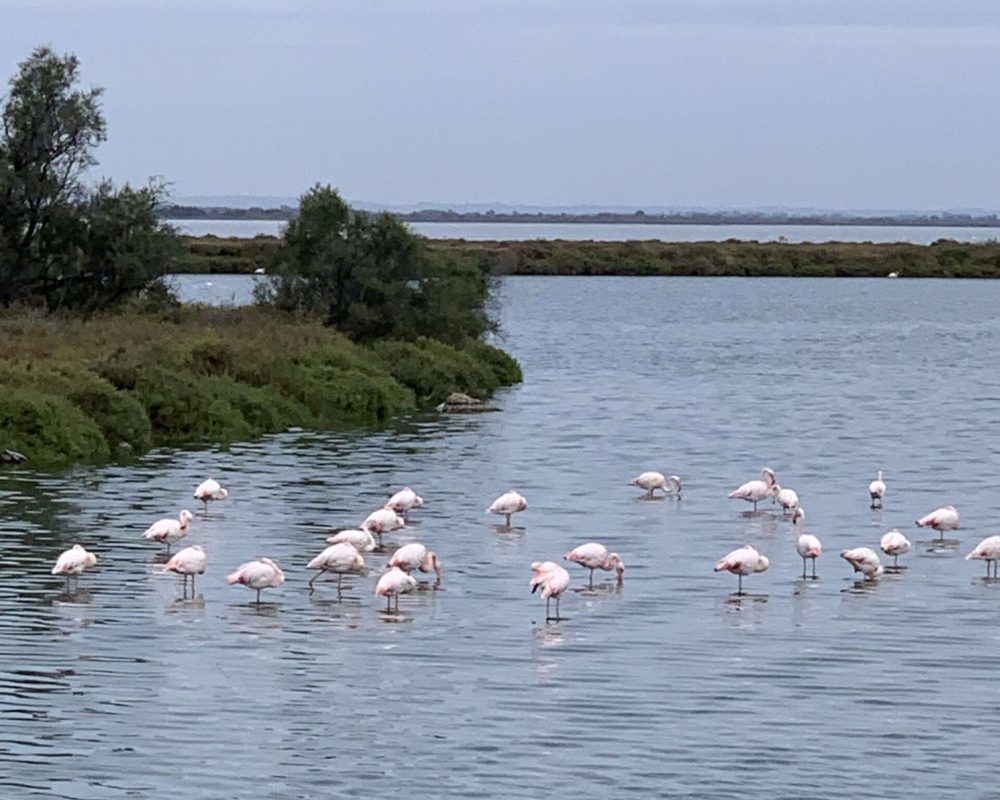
[{"x1": 3, "y1": 0, "x2": 999, "y2": 210}]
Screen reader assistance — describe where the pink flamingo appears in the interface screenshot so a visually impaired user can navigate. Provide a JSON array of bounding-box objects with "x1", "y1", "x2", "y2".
[
  {"x1": 226, "y1": 558, "x2": 285, "y2": 604},
  {"x1": 307, "y1": 543, "x2": 365, "y2": 596},
  {"x1": 385, "y1": 487, "x2": 424, "y2": 516},
  {"x1": 564, "y1": 543, "x2": 625, "y2": 588},
  {"x1": 326, "y1": 527, "x2": 378, "y2": 552},
  {"x1": 915, "y1": 505, "x2": 960, "y2": 538},
  {"x1": 388, "y1": 543, "x2": 442, "y2": 588},
  {"x1": 774, "y1": 486, "x2": 800, "y2": 514},
  {"x1": 840, "y1": 547, "x2": 884, "y2": 580},
  {"x1": 629, "y1": 472, "x2": 682, "y2": 497},
  {"x1": 879, "y1": 530, "x2": 911, "y2": 568},
  {"x1": 375, "y1": 566, "x2": 417, "y2": 612},
  {"x1": 869, "y1": 470, "x2": 886, "y2": 509},
  {"x1": 530, "y1": 561, "x2": 570, "y2": 620},
  {"x1": 487, "y1": 490, "x2": 528, "y2": 526},
  {"x1": 164, "y1": 545, "x2": 206, "y2": 594},
  {"x1": 966, "y1": 536, "x2": 1000, "y2": 578},
  {"x1": 363, "y1": 508, "x2": 404, "y2": 544},
  {"x1": 728, "y1": 468, "x2": 777, "y2": 512},
  {"x1": 714, "y1": 545, "x2": 769, "y2": 594},
  {"x1": 194, "y1": 478, "x2": 228, "y2": 512},
  {"x1": 142, "y1": 509, "x2": 193, "y2": 553},
  {"x1": 51, "y1": 545, "x2": 97, "y2": 589}
]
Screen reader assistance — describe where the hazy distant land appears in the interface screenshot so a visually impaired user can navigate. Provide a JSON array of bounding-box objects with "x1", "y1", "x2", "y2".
[{"x1": 158, "y1": 204, "x2": 1000, "y2": 229}]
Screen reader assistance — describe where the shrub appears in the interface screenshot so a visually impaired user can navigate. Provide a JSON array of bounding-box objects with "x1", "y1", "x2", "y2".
[{"x1": 0, "y1": 387, "x2": 109, "y2": 464}]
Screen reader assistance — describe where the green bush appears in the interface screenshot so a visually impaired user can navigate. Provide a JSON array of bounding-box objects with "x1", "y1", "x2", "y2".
[
  {"x1": 371, "y1": 337, "x2": 502, "y2": 403},
  {"x1": 0, "y1": 387, "x2": 109, "y2": 464}
]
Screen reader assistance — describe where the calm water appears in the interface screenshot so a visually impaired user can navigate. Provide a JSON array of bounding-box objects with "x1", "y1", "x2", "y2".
[
  {"x1": 5, "y1": 277, "x2": 1000, "y2": 798},
  {"x1": 168, "y1": 217, "x2": 1000, "y2": 244}
]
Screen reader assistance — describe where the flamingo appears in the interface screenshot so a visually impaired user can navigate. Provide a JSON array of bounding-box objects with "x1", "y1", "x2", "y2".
[
  {"x1": 714, "y1": 545, "x2": 770, "y2": 594},
  {"x1": 879, "y1": 529, "x2": 911, "y2": 568},
  {"x1": 51, "y1": 545, "x2": 97, "y2": 589},
  {"x1": 226, "y1": 558, "x2": 285, "y2": 603},
  {"x1": 915, "y1": 505, "x2": 960, "y2": 538},
  {"x1": 385, "y1": 487, "x2": 424, "y2": 516},
  {"x1": 142, "y1": 509, "x2": 193, "y2": 553},
  {"x1": 307, "y1": 543, "x2": 365, "y2": 596},
  {"x1": 375, "y1": 566, "x2": 417, "y2": 612},
  {"x1": 487, "y1": 490, "x2": 528, "y2": 526},
  {"x1": 564, "y1": 543, "x2": 625, "y2": 588},
  {"x1": 629, "y1": 472, "x2": 682, "y2": 497},
  {"x1": 966, "y1": 536, "x2": 1000, "y2": 578},
  {"x1": 326, "y1": 527, "x2": 378, "y2": 552},
  {"x1": 728, "y1": 468, "x2": 778, "y2": 512},
  {"x1": 530, "y1": 561, "x2": 570, "y2": 620},
  {"x1": 363, "y1": 508, "x2": 405, "y2": 542},
  {"x1": 194, "y1": 478, "x2": 228, "y2": 512},
  {"x1": 840, "y1": 547, "x2": 884, "y2": 581},
  {"x1": 792, "y1": 511, "x2": 820, "y2": 578},
  {"x1": 164, "y1": 545, "x2": 206, "y2": 594},
  {"x1": 774, "y1": 486, "x2": 800, "y2": 515},
  {"x1": 388, "y1": 542, "x2": 442, "y2": 588},
  {"x1": 869, "y1": 470, "x2": 886, "y2": 509}
]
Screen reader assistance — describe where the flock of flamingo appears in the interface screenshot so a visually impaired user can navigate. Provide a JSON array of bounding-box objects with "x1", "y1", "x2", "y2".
[{"x1": 47, "y1": 466, "x2": 1000, "y2": 619}]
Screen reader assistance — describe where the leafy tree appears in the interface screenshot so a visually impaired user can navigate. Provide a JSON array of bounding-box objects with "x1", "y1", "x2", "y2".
[
  {"x1": 259, "y1": 185, "x2": 494, "y2": 343},
  {"x1": 0, "y1": 46, "x2": 179, "y2": 310}
]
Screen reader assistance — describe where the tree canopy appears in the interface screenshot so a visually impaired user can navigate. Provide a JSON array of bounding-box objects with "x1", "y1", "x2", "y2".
[
  {"x1": 257, "y1": 184, "x2": 495, "y2": 343},
  {"x1": 0, "y1": 46, "x2": 179, "y2": 311}
]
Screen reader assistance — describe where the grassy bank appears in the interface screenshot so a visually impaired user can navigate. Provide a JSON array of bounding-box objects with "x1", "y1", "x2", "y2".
[
  {"x1": 0, "y1": 307, "x2": 521, "y2": 468},
  {"x1": 178, "y1": 234, "x2": 1000, "y2": 278}
]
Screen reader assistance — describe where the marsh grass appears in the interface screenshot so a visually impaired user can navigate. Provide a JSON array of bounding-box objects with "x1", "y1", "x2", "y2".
[{"x1": 0, "y1": 306, "x2": 521, "y2": 467}]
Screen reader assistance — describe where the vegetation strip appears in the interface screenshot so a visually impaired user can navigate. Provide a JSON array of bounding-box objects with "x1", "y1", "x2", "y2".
[{"x1": 180, "y1": 235, "x2": 1000, "y2": 279}]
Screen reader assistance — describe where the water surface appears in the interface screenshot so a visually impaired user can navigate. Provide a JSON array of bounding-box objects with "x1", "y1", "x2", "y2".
[
  {"x1": 168, "y1": 218, "x2": 1000, "y2": 244},
  {"x1": 3, "y1": 277, "x2": 1000, "y2": 798}
]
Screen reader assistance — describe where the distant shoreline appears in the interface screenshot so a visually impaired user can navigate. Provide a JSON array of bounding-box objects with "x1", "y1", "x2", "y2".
[
  {"x1": 179, "y1": 235, "x2": 1000, "y2": 279},
  {"x1": 159, "y1": 204, "x2": 1000, "y2": 229}
]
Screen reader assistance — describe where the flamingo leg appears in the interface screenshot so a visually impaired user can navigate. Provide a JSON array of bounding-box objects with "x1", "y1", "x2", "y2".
[
  {"x1": 191, "y1": 573, "x2": 196, "y2": 594},
  {"x1": 308, "y1": 570, "x2": 322, "y2": 592},
  {"x1": 589, "y1": 568, "x2": 594, "y2": 589},
  {"x1": 505, "y1": 513, "x2": 511, "y2": 526},
  {"x1": 385, "y1": 594, "x2": 391, "y2": 612},
  {"x1": 545, "y1": 596, "x2": 551, "y2": 619},
  {"x1": 737, "y1": 574, "x2": 744, "y2": 595},
  {"x1": 801, "y1": 557, "x2": 807, "y2": 579},
  {"x1": 337, "y1": 572, "x2": 343, "y2": 600},
  {"x1": 894, "y1": 555, "x2": 899, "y2": 568},
  {"x1": 811, "y1": 557, "x2": 817, "y2": 579},
  {"x1": 255, "y1": 588, "x2": 261, "y2": 604},
  {"x1": 752, "y1": 500, "x2": 757, "y2": 512}
]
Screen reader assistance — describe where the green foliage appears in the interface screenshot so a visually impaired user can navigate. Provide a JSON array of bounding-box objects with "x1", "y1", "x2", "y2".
[
  {"x1": 0, "y1": 387, "x2": 109, "y2": 465},
  {"x1": 0, "y1": 46, "x2": 181, "y2": 311},
  {"x1": 371, "y1": 337, "x2": 506, "y2": 403},
  {"x1": 258, "y1": 185, "x2": 494, "y2": 342}
]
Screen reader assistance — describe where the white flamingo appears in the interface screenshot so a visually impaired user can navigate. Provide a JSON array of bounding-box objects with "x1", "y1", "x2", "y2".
[
  {"x1": 375, "y1": 566, "x2": 417, "y2": 612},
  {"x1": 629, "y1": 472, "x2": 682, "y2": 497},
  {"x1": 967, "y1": 536, "x2": 1000, "y2": 578},
  {"x1": 714, "y1": 545, "x2": 769, "y2": 594},
  {"x1": 774, "y1": 486, "x2": 800, "y2": 514},
  {"x1": 879, "y1": 530, "x2": 911, "y2": 568},
  {"x1": 530, "y1": 561, "x2": 570, "y2": 620},
  {"x1": 564, "y1": 543, "x2": 625, "y2": 588},
  {"x1": 385, "y1": 487, "x2": 424, "y2": 516},
  {"x1": 142, "y1": 509, "x2": 193, "y2": 553},
  {"x1": 326, "y1": 527, "x2": 378, "y2": 552},
  {"x1": 389, "y1": 542, "x2": 442, "y2": 588},
  {"x1": 792, "y1": 511, "x2": 820, "y2": 579},
  {"x1": 164, "y1": 545, "x2": 206, "y2": 594},
  {"x1": 51, "y1": 545, "x2": 98, "y2": 589},
  {"x1": 915, "y1": 505, "x2": 960, "y2": 538},
  {"x1": 307, "y1": 543, "x2": 365, "y2": 596},
  {"x1": 363, "y1": 508, "x2": 405, "y2": 540},
  {"x1": 194, "y1": 478, "x2": 228, "y2": 512},
  {"x1": 869, "y1": 470, "x2": 886, "y2": 509},
  {"x1": 487, "y1": 490, "x2": 528, "y2": 526},
  {"x1": 728, "y1": 468, "x2": 778, "y2": 512},
  {"x1": 840, "y1": 547, "x2": 884, "y2": 581},
  {"x1": 226, "y1": 558, "x2": 285, "y2": 603}
]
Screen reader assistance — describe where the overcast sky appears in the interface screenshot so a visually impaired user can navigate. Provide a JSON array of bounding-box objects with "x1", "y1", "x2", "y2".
[{"x1": 3, "y1": 0, "x2": 999, "y2": 210}]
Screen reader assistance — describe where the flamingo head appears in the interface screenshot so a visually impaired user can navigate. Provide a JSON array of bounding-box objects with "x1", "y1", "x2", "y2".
[
  {"x1": 762, "y1": 467, "x2": 776, "y2": 487},
  {"x1": 755, "y1": 555, "x2": 770, "y2": 573},
  {"x1": 668, "y1": 475, "x2": 682, "y2": 493},
  {"x1": 792, "y1": 507, "x2": 805, "y2": 525},
  {"x1": 610, "y1": 553, "x2": 625, "y2": 584},
  {"x1": 179, "y1": 509, "x2": 194, "y2": 527}
]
